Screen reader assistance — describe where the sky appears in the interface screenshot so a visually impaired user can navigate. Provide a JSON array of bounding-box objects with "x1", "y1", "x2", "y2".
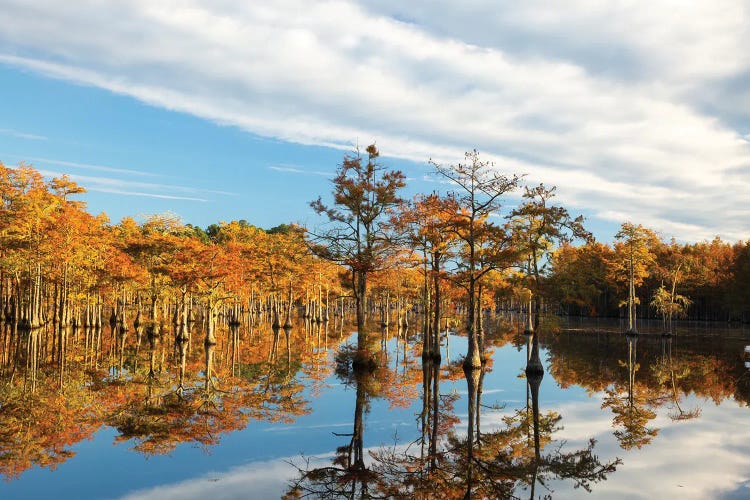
[{"x1": 1, "y1": 1, "x2": 749, "y2": 242}]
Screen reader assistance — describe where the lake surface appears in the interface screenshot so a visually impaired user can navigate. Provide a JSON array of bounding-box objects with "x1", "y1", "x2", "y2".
[{"x1": 2, "y1": 316, "x2": 750, "y2": 499}]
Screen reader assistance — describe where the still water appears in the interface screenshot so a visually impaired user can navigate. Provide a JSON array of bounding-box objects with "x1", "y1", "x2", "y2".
[{"x1": 1, "y1": 317, "x2": 749, "y2": 499}]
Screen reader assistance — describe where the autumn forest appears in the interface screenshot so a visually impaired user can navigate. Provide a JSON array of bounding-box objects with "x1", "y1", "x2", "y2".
[{"x1": 2, "y1": 147, "x2": 750, "y2": 499}]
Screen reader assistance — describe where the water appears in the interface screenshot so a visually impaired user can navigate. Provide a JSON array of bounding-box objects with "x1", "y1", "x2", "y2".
[{"x1": 1, "y1": 318, "x2": 749, "y2": 499}]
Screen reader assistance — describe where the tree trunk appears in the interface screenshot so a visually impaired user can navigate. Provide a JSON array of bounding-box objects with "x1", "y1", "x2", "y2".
[{"x1": 431, "y1": 252, "x2": 441, "y2": 359}]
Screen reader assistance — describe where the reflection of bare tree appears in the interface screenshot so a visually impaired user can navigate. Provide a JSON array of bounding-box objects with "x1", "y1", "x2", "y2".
[
  {"x1": 462, "y1": 328, "x2": 620, "y2": 499},
  {"x1": 474, "y1": 369, "x2": 620, "y2": 499},
  {"x1": 418, "y1": 358, "x2": 449, "y2": 472},
  {"x1": 364, "y1": 326, "x2": 619, "y2": 499},
  {"x1": 175, "y1": 335, "x2": 188, "y2": 397},
  {"x1": 652, "y1": 337, "x2": 702, "y2": 421},
  {"x1": 367, "y1": 358, "x2": 461, "y2": 498},
  {"x1": 286, "y1": 347, "x2": 379, "y2": 499},
  {"x1": 602, "y1": 336, "x2": 658, "y2": 450},
  {"x1": 464, "y1": 365, "x2": 482, "y2": 498}
]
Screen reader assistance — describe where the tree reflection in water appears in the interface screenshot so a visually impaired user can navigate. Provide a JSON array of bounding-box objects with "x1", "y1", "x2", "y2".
[
  {"x1": 108, "y1": 319, "x2": 311, "y2": 455},
  {"x1": 3, "y1": 311, "x2": 750, "y2": 494},
  {"x1": 456, "y1": 325, "x2": 620, "y2": 499},
  {"x1": 601, "y1": 335, "x2": 659, "y2": 450},
  {"x1": 285, "y1": 345, "x2": 379, "y2": 499},
  {"x1": 287, "y1": 323, "x2": 620, "y2": 499},
  {"x1": 652, "y1": 336, "x2": 702, "y2": 422},
  {"x1": 0, "y1": 318, "x2": 314, "y2": 475}
]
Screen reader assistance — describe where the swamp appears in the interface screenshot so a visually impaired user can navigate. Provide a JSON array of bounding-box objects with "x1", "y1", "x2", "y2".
[
  {"x1": 1, "y1": 153, "x2": 750, "y2": 499},
  {"x1": 1, "y1": 315, "x2": 750, "y2": 499}
]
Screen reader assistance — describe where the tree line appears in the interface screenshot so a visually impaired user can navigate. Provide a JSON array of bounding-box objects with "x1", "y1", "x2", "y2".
[
  {"x1": 549, "y1": 227, "x2": 750, "y2": 325},
  {"x1": 1, "y1": 149, "x2": 748, "y2": 378}
]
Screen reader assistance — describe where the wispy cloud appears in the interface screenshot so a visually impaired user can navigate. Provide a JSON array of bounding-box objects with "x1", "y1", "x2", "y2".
[
  {"x1": 0, "y1": 1, "x2": 748, "y2": 240},
  {"x1": 549, "y1": 395, "x2": 750, "y2": 499},
  {"x1": 116, "y1": 448, "x2": 395, "y2": 500},
  {"x1": 35, "y1": 168, "x2": 222, "y2": 203},
  {"x1": 28, "y1": 156, "x2": 161, "y2": 177},
  {"x1": 117, "y1": 456, "x2": 301, "y2": 500},
  {"x1": 88, "y1": 187, "x2": 207, "y2": 202},
  {"x1": 7, "y1": 156, "x2": 239, "y2": 202},
  {"x1": 0, "y1": 127, "x2": 47, "y2": 141},
  {"x1": 269, "y1": 165, "x2": 331, "y2": 177}
]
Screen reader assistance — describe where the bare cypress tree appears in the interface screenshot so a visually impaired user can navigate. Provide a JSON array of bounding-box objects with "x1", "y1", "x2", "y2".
[
  {"x1": 431, "y1": 150, "x2": 519, "y2": 370},
  {"x1": 309, "y1": 144, "x2": 405, "y2": 367}
]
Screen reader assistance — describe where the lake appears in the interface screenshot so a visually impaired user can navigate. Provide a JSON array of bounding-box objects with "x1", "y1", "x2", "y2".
[{"x1": 1, "y1": 316, "x2": 749, "y2": 499}]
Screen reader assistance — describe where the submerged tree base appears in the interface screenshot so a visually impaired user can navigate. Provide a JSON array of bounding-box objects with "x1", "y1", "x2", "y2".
[
  {"x1": 351, "y1": 350, "x2": 378, "y2": 373},
  {"x1": 525, "y1": 361, "x2": 544, "y2": 377},
  {"x1": 335, "y1": 344, "x2": 379, "y2": 380},
  {"x1": 421, "y1": 351, "x2": 442, "y2": 362},
  {"x1": 624, "y1": 329, "x2": 639, "y2": 337}
]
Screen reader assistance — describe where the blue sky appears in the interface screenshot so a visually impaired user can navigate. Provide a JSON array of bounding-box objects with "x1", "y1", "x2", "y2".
[
  {"x1": 1, "y1": 1, "x2": 749, "y2": 241},
  {"x1": 0, "y1": 68, "x2": 391, "y2": 230}
]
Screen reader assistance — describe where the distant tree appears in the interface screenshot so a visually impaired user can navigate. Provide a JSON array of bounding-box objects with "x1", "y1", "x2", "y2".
[
  {"x1": 184, "y1": 223, "x2": 209, "y2": 243},
  {"x1": 548, "y1": 241, "x2": 614, "y2": 316},
  {"x1": 650, "y1": 240, "x2": 693, "y2": 333},
  {"x1": 611, "y1": 223, "x2": 659, "y2": 334},
  {"x1": 651, "y1": 285, "x2": 692, "y2": 334},
  {"x1": 267, "y1": 223, "x2": 299, "y2": 235},
  {"x1": 205, "y1": 223, "x2": 222, "y2": 242},
  {"x1": 726, "y1": 241, "x2": 750, "y2": 322}
]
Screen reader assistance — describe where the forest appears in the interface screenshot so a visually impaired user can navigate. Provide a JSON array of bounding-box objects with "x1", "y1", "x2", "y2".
[
  {"x1": 1, "y1": 147, "x2": 749, "y2": 496},
  {"x1": 0, "y1": 148, "x2": 747, "y2": 349}
]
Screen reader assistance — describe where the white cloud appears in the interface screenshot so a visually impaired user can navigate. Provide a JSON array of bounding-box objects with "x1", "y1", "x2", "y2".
[
  {"x1": 27, "y1": 156, "x2": 162, "y2": 177},
  {"x1": 0, "y1": 128, "x2": 47, "y2": 140},
  {"x1": 268, "y1": 165, "x2": 331, "y2": 177},
  {"x1": 0, "y1": 0, "x2": 749, "y2": 240},
  {"x1": 116, "y1": 456, "x2": 303, "y2": 500},
  {"x1": 114, "y1": 395, "x2": 750, "y2": 500},
  {"x1": 34, "y1": 167, "x2": 233, "y2": 202},
  {"x1": 87, "y1": 188, "x2": 208, "y2": 202},
  {"x1": 565, "y1": 398, "x2": 750, "y2": 499},
  {"x1": 115, "y1": 449, "x2": 393, "y2": 500}
]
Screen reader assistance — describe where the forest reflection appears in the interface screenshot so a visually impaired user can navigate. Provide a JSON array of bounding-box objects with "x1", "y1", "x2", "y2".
[
  {"x1": 286, "y1": 320, "x2": 621, "y2": 499},
  {"x1": 0, "y1": 312, "x2": 345, "y2": 478},
  {"x1": 2, "y1": 311, "x2": 750, "y2": 498}
]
